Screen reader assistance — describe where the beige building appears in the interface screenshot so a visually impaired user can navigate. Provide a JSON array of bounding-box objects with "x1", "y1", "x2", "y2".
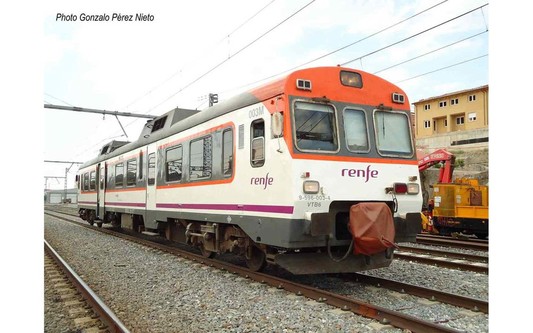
[{"x1": 413, "y1": 85, "x2": 488, "y2": 139}]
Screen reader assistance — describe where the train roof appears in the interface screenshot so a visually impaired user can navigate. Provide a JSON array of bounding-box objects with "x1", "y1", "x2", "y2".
[
  {"x1": 79, "y1": 85, "x2": 266, "y2": 169},
  {"x1": 79, "y1": 66, "x2": 406, "y2": 169}
]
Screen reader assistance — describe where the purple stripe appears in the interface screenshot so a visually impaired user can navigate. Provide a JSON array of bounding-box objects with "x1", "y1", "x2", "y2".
[
  {"x1": 105, "y1": 201, "x2": 146, "y2": 208},
  {"x1": 157, "y1": 203, "x2": 294, "y2": 214}
]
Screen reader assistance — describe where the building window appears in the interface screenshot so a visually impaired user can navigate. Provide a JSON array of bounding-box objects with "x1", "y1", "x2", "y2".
[
  {"x1": 166, "y1": 145, "x2": 183, "y2": 182},
  {"x1": 115, "y1": 163, "x2": 124, "y2": 187},
  {"x1": 469, "y1": 94, "x2": 476, "y2": 102},
  {"x1": 424, "y1": 104, "x2": 430, "y2": 110},
  {"x1": 451, "y1": 98, "x2": 459, "y2": 105},
  {"x1": 126, "y1": 159, "x2": 137, "y2": 187},
  {"x1": 456, "y1": 116, "x2": 465, "y2": 125},
  {"x1": 444, "y1": 119, "x2": 448, "y2": 127},
  {"x1": 424, "y1": 120, "x2": 431, "y2": 128},
  {"x1": 439, "y1": 101, "x2": 447, "y2": 107},
  {"x1": 190, "y1": 136, "x2": 213, "y2": 180},
  {"x1": 468, "y1": 112, "x2": 477, "y2": 122}
]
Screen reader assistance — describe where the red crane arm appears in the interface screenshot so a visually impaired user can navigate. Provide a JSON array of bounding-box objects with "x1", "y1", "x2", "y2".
[{"x1": 418, "y1": 149, "x2": 455, "y2": 183}]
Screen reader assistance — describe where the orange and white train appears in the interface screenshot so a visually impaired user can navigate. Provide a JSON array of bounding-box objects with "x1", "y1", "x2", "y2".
[{"x1": 77, "y1": 66, "x2": 422, "y2": 274}]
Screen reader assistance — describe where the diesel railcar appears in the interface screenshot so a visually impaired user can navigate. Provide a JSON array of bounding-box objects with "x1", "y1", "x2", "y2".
[{"x1": 77, "y1": 66, "x2": 422, "y2": 274}]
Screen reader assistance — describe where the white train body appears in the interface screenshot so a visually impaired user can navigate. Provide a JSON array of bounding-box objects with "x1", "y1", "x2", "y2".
[{"x1": 77, "y1": 67, "x2": 422, "y2": 274}]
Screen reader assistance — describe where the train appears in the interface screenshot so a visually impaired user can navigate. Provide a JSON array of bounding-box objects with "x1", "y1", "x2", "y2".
[{"x1": 76, "y1": 66, "x2": 422, "y2": 274}]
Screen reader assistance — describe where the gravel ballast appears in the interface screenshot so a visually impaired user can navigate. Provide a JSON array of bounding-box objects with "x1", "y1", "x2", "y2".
[{"x1": 44, "y1": 211, "x2": 488, "y2": 332}]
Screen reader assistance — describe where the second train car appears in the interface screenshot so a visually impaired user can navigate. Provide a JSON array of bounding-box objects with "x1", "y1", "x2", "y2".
[{"x1": 77, "y1": 66, "x2": 422, "y2": 274}]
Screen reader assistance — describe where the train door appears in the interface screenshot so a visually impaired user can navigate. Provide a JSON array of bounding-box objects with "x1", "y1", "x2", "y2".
[
  {"x1": 145, "y1": 143, "x2": 157, "y2": 223},
  {"x1": 97, "y1": 163, "x2": 106, "y2": 218}
]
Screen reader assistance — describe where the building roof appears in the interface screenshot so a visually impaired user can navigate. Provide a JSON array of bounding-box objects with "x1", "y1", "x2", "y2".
[{"x1": 413, "y1": 85, "x2": 488, "y2": 104}]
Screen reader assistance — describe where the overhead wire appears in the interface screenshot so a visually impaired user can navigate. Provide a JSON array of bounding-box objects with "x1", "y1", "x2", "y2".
[
  {"x1": 218, "y1": 0, "x2": 450, "y2": 94},
  {"x1": 148, "y1": 0, "x2": 316, "y2": 114},
  {"x1": 373, "y1": 29, "x2": 488, "y2": 74},
  {"x1": 340, "y1": 3, "x2": 488, "y2": 66},
  {"x1": 396, "y1": 54, "x2": 488, "y2": 83},
  {"x1": 44, "y1": 93, "x2": 74, "y2": 106},
  {"x1": 120, "y1": 0, "x2": 278, "y2": 114}
]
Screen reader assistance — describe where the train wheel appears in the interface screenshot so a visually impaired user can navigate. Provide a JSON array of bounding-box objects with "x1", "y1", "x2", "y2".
[
  {"x1": 200, "y1": 243, "x2": 216, "y2": 258},
  {"x1": 245, "y1": 244, "x2": 267, "y2": 272},
  {"x1": 87, "y1": 211, "x2": 95, "y2": 226},
  {"x1": 96, "y1": 222, "x2": 103, "y2": 228}
]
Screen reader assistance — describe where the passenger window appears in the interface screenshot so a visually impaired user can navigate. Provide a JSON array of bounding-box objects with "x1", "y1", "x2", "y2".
[
  {"x1": 138, "y1": 152, "x2": 143, "y2": 180},
  {"x1": 99, "y1": 168, "x2": 105, "y2": 190},
  {"x1": 115, "y1": 163, "x2": 124, "y2": 187},
  {"x1": 90, "y1": 171, "x2": 96, "y2": 190},
  {"x1": 166, "y1": 145, "x2": 183, "y2": 182},
  {"x1": 126, "y1": 159, "x2": 137, "y2": 186},
  {"x1": 222, "y1": 129, "x2": 233, "y2": 177},
  {"x1": 190, "y1": 136, "x2": 212, "y2": 180},
  {"x1": 251, "y1": 119, "x2": 265, "y2": 167},
  {"x1": 148, "y1": 153, "x2": 156, "y2": 185},
  {"x1": 83, "y1": 173, "x2": 89, "y2": 191}
]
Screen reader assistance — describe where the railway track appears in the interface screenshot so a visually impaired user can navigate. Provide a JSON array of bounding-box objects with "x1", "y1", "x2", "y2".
[
  {"x1": 399, "y1": 244, "x2": 488, "y2": 263},
  {"x1": 394, "y1": 249, "x2": 488, "y2": 274},
  {"x1": 416, "y1": 234, "x2": 489, "y2": 251},
  {"x1": 349, "y1": 274, "x2": 487, "y2": 313},
  {"x1": 44, "y1": 240, "x2": 130, "y2": 333},
  {"x1": 45, "y1": 209, "x2": 487, "y2": 332}
]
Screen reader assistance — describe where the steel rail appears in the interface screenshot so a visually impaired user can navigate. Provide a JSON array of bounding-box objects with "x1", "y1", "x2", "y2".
[
  {"x1": 394, "y1": 252, "x2": 488, "y2": 274},
  {"x1": 399, "y1": 244, "x2": 488, "y2": 263},
  {"x1": 415, "y1": 235, "x2": 488, "y2": 251},
  {"x1": 352, "y1": 273, "x2": 488, "y2": 314},
  {"x1": 44, "y1": 240, "x2": 131, "y2": 333}
]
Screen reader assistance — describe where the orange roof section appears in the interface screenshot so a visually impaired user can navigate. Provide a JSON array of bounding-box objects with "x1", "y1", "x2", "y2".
[{"x1": 249, "y1": 66, "x2": 410, "y2": 111}]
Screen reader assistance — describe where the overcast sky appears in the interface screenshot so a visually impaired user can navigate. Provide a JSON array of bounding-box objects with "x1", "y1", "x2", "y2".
[{"x1": 42, "y1": 0, "x2": 491, "y2": 189}]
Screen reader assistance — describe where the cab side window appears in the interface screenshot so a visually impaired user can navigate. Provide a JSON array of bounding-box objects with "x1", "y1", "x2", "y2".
[{"x1": 251, "y1": 119, "x2": 265, "y2": 167}]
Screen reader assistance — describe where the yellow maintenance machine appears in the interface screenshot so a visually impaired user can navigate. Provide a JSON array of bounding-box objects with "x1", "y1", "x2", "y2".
[{"x1": 418, "y1": 150, "x2": 489, "y2": 239}]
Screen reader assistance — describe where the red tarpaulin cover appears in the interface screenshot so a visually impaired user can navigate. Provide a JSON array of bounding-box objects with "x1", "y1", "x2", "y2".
[{"x1": 348, "y1": 203, "x2": 396, "y2": 255}]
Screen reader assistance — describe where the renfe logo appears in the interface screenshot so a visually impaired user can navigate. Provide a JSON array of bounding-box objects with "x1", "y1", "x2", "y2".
[
  {"x1": 341, "y1": 165, "x2": 379, "y2": 183},
  {"x1": 250, "y1": 173, "x2": 273, "y2": 189}
]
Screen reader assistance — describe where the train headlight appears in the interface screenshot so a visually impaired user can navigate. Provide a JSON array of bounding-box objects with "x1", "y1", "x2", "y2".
[
  {"x1": 407, "y1": 183, "x2": 419, "y2": 194},
  {"x1": 303, "y1": 180, "x2": 320, "y2": 194}
]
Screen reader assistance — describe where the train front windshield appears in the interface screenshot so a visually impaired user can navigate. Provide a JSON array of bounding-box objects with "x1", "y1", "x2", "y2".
[
  {"x1": 294, "y1": 101, "x2": 338, "y2": 151},
  {"x1": 292, "y1": 101, "x2": 413, "y2": 157},
  {"x1": 373, "y1": 111, "x2": 413, "y2": 157}
]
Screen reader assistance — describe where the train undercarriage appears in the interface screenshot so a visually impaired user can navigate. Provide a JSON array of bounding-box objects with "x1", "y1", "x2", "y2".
[{"x1": 78, "y1": 206, "x2": 401, "y2": 274}]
